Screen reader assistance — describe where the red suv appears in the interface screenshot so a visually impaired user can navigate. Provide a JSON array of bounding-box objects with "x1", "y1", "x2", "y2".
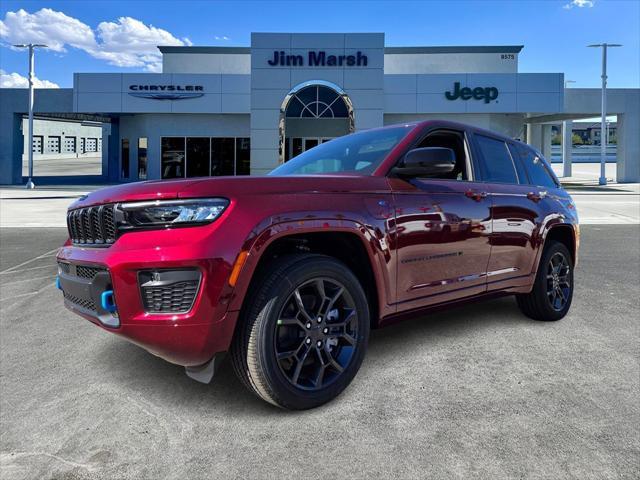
[{"x1": 57, "y1": 121, "x2": 578, "y2": 409}]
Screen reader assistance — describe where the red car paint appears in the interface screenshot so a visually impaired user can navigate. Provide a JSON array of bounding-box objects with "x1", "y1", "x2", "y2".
[{"x1": 57, "y1": 121, "x2": 579, "y2": 367}]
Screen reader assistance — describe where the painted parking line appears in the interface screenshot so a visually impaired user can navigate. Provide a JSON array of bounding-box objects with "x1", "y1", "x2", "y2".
[
  {"x1": 0, "y1": 275, "x2": 56, "y2": 285},
  {"x1": 0, "y1": 282, "x2": 54, "y2": 302},
  {"x1": 0, "y1": 264, "x2": 55, "y2": 275},
  {"x1": 0, "y1": 248, "x2": 59, "y2": 275}
]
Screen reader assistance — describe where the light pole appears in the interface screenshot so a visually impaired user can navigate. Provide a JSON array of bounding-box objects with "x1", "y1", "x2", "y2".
[
  {"x1": 588, "y1": 43, "x2": 622, "y2": 185},
  {"x1": 13, "y1": 43, "x2": 48, "y2": 189}
]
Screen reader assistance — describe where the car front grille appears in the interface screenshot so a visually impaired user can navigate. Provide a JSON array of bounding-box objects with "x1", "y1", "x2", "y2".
[{"x1": 67, "y1": 205, "x2": 117, "y2": 246}]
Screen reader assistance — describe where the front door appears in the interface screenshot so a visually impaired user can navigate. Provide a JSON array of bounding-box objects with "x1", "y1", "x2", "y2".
[
  {"x1": 392, "y1": 179, "x2": 492, "y2": 308},
  {"x1": 390, "y1": 128, "x2": 492, "y2": 310}
]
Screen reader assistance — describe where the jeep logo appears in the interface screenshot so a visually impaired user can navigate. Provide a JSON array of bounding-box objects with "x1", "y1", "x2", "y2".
[{"x1": 445, "y1": 82, "x2": 499, "y2": 103}]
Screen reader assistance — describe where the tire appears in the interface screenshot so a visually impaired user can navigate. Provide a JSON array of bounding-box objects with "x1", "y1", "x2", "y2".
[
  {"x1": 230, "y1": 254, "x2": 370, "y2": 410},
  {"x1": 516, "y1": 241, "x2": 574, "y2": 321}
]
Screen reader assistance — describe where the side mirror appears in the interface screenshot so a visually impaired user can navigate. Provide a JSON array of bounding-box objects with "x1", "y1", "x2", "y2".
[{"x1": 393, "y1": 147, "x2": 456, "y2": 178}]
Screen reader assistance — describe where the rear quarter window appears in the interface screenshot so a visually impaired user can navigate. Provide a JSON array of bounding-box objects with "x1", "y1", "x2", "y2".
[
  {"x1": 517, "y1": 145, "x2": 559, "y2": 188},
  {"x1": 474, "y1": 134, "x2": 519, "y2": 184}
]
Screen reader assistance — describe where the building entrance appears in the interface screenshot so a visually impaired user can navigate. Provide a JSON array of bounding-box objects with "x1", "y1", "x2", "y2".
[{"x1": 279, "y1": 81, "x2": 354, "y2": 163}]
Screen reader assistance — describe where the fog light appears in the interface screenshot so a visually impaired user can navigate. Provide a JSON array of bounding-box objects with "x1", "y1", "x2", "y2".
[{"x1": 138, "y1": 269, "x2": 201, "y2": 314}]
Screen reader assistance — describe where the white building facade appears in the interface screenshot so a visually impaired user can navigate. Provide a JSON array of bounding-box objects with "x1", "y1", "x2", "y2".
[{"x1": 0, "y1": 32, "x2": 638, "y2": 184}]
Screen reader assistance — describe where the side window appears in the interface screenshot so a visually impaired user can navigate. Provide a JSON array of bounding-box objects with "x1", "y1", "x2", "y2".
[
  {"x1": 507, "y1": 143, "x2": 529, "y2": 184},
  {"x1": 417, "y1": 130, "x2": 469, "y2": 181},
  {"x1": 474, "y1": 134, "x2": 518, "y2": 184},
  {"x1": 517, "y1": 145, "x2": 558, "y2": 188}
]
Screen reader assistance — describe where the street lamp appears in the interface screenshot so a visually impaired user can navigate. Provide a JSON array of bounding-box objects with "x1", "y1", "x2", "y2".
[
  {"x1": 588, "y1": 43, "x2": 622, "y2": 185},
  {"x1": 13, "y1": 43, "x2": 48, "y2": 189}
]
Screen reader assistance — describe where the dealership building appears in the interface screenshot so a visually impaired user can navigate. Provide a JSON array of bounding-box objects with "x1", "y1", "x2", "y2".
[{"x1": 1, "y1": 32, "x2": 638, "y2": 184}]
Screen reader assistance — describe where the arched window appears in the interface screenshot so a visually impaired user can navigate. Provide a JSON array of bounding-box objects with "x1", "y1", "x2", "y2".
[{"x1": 285, "y1": 85, "x2": 349, "y2": 119}]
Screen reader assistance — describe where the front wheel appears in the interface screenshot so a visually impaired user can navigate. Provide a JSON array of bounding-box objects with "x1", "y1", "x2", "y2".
[
  {"x1": 230, "y1": 254, "x2": 370, "y2": 410},
  {"x1": 516, "y1": 241, "x2": 574, "y2": 321}
]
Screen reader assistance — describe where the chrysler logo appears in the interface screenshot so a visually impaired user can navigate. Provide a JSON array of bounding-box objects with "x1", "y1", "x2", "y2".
[{"x1": 128, "y1": 85, "x2": 204, "y2": 100}]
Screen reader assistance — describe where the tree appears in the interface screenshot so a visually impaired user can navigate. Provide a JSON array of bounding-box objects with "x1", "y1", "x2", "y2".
[{"x1": 572, "y1": 134, "x2": 583, "y2": 146}]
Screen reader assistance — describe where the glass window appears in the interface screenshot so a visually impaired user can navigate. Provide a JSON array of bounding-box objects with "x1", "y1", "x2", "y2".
[
  {"x1": 211, "y1": 138, "x2": 235, "y2": 176},
  {"x1": 417, "y1": 130, "x2": 469, "y2": 181},
  {"x1": 138, "y1": 138, "x2": 148, "y2": 180},
  {"x1": 161, "y1": 137, "x2": 185, "y2": 179},
  {"x1": 64, "y1": 136, "x2": 76, "y2": 153},
  {"x1": 285, "y1": 85, "x2": 349, "y2": 119},
  {"x1": 291, "y1": 138, "x2": 303, "y2": 160},
  {"x1": 86, "y1": 138, "x2": 97, "y2": 152},
  {"x1": 507, "y1": 143, "x2": 529, "y2": 184},
  {"x1": 517, "y1": 145, "x2": 558, "y2": 188},
  {"x1": 474, "y1": 134, "x2": 518, "y2": 184},
  {"x1": 47, "y1": 136, "x2": 61, "y2": 154},
  {"x1": 186, "y1": 137, "x2": 210, "y2": 178},
  {"x1": 271, "y1": 125, "x2": 413, "y2": 176},
  {"x1": 121, "y1": 139, "x2": 130, "y2": 179},
  {"x1": 236, "y1": 138, "x2": 250, "y2": 175},
  {"x1": 32, "y1": 135, "x2": 43, "y2": 154}
]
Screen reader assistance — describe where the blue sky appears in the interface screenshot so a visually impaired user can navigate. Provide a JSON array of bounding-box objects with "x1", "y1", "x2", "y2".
[{"x1": 1, "y1": 0, "x2": 638, "y2": 88}]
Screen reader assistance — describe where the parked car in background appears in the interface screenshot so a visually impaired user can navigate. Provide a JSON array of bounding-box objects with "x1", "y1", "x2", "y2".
[{"x1": 57, "y1": 121, "x2": 579, "y2": 409}]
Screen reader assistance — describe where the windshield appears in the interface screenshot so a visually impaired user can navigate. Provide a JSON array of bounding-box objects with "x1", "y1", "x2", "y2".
[{"x1": 270, "y1": 125, "x2": 413, "y2": 176}]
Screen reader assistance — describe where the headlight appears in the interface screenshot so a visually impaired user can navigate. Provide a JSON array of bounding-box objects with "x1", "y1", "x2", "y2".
[{"x1": 119, "y1": 198, "x2": 229, "y2": 229}]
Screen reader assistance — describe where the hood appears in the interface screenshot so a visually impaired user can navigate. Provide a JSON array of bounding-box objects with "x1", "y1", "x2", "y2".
[
  {"x1": 70, "y1": 175, "x2": 389, "y2": 209},
  {"x1": 69, "y1": 178, "x2": 211, "y2": 209},
  {"x1": 178, "y1": 175, "x2": 389, "y2": 199}
]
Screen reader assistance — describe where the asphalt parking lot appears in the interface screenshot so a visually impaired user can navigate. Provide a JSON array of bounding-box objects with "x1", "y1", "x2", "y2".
[{"x1": 0, "y1": 225, "x2": 639, "y2": 479}]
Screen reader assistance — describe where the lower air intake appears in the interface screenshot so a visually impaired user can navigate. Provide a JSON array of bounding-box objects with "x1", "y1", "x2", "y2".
[{"x1": 138, "y1": 269, "x2": 201, "y2": 314}]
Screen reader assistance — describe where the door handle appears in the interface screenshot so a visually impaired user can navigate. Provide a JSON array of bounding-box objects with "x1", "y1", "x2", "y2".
[
  {"x1": 465, "y1": 190, "x2": 488, "y2": 202},
  {"x1": 527, "y1": 191, "x2": 547, "y2": 202}
]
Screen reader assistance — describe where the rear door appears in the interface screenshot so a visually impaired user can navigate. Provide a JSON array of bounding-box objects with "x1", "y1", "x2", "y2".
[{"x1": 471, "y1": 133, "x2": 544, "y2": 290}]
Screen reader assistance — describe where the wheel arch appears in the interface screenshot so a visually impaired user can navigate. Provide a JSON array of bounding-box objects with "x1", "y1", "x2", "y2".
[
  {"x1": 535, "y1": 222, "x2": 578, "y2": 273},
  {"x1": 229, "y1": 220, "x2": 391, "y2": 330}
]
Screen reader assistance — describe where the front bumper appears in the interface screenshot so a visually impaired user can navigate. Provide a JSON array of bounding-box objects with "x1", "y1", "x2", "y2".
[{"x1": 56, "y1": 224, "x2": 242, "y2": 366}]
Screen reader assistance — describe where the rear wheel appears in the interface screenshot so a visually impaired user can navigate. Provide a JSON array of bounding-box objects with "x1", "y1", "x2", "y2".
[
  {"x1": 516, "y1": 241, "x2": 574, "y2": 321},
  {"x1": 230, "y1": 254, "x2": 370, "y2": 410}
]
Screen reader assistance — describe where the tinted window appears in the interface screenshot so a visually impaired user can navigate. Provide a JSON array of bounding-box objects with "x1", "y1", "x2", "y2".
[
  {"x1": 121, "y1": 138, "x2": 130, "y2": 179},
  {"x1": 475, "y1": 134, "x2": 518, "y2": 184},
  {"x1": 418, "y1": 130, "x2": 469, "y2": 181},
  {"x1": 161, "y1": 137, "x2": 185, "y2": 179},
  {"x1": 518, "y1": 146, "x2": 558, "y2": 188},
  {"x1": 270, "y1": 126, "x2": 412, "y2": 176},
  {"x1": 507, "y1": 143, "x2": 529, "y2": 184}
]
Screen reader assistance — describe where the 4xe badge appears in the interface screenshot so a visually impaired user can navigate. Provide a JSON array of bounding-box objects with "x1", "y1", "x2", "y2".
[{"x1": 445, "y1": 82, "x2": 499, "y2": 103}]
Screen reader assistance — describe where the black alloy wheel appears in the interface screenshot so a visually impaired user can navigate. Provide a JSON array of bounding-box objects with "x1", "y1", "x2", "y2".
[
  {"x1": 546, "y1": 252, "x2": 571, "y2": 311},
  {"x1": 274, "y1": 278, "x2": 358, "y2": 391},
  {"x1": 516, "y1": 240, "x2": 574, "y2": 321},
  {"x1": 230, "y1": 254, "x2": 370, "y2": 410}
]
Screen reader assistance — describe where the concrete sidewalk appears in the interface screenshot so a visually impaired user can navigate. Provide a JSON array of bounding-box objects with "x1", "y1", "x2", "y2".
[{"x1": 1, "y1": 173, "x2": 638, "y2": 227}]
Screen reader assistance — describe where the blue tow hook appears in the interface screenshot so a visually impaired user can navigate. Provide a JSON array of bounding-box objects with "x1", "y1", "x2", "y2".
[
  {"x1": 101, "y1": 290, "x2": 117, "y2": 313},
  {"x1": 55, "y1": 276, "x2": 62, "y2": 291}
]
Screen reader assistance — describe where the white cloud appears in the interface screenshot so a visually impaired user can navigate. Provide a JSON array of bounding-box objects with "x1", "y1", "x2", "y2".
[
  {"x1": 0, "y1": 69, "x2": 59, "y2": 88},
  {"x1": 214, "y1": 35, "x2": 230, "y2": 41},
  {"x1": 0, "y1": 8, "x2": 192, "y2": 72},
  {"x1": 563, "y1": 0, "x2": 595, "y2": 9},
  {"x1": 0, "y1": 8, "x2": 95, "y2": 52}
]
